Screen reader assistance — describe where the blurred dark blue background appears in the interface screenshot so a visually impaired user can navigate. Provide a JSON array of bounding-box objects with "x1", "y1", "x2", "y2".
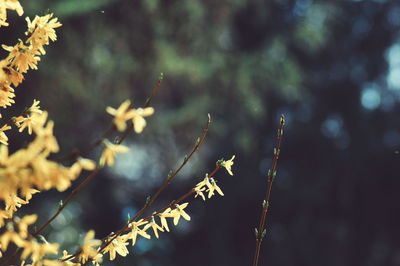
[{"x1": 3, "y1": 0, "x2": 400, "y2": 265}]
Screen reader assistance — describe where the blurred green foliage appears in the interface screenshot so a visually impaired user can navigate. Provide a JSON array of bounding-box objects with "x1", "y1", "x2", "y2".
[{"x1": 5, "y1": 0, "x2": 400, "y2": 265}]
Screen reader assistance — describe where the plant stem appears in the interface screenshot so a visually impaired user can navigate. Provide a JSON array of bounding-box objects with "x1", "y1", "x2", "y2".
[
  {"x1": 93, "y1": 114, "x2": 211, "y2": 258},
  {"x1": 252, "y1": 115, "x2": 285, "y2": 266}
]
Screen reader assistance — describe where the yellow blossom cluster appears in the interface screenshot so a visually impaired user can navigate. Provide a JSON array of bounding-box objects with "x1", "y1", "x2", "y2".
[
  {"x1": 0, "y1": 99, "x2": 43, "y2": 145},
  {"x1": 0, "y1": 4, "x2": 73, "y2": 264},
  {"x1": 99, "y1": 100, "x2": 154, "y2": 167},
  {"x1": 0, "y1": 214, "x2": 60, "y2": 265},
  {"x1": 96, "y1": 203, "x2": 192, "y2": 262},
  {"x1": 75, "y1": 230, "x2": 103, "y2": 265},
  {"x1": 106, "y1": 99, "x2": 155, "y2": 133},
  {"x1": 0, "y1": 4, "x2": 61, "y2": 116},
  {"x1": 99, "y1": 140, "x2": 129, "y2": 167},
  {"x1": 80, "y1": 156, "x2": 235, "y2": 263},
  {"x1": 0, "y1": 111, "x2": 96, "y2": 226}
]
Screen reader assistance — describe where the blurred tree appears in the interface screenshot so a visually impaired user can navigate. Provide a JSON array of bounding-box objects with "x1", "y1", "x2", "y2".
[{"x1": 4, "y1": 0, "x2": 400, "y2": 265}]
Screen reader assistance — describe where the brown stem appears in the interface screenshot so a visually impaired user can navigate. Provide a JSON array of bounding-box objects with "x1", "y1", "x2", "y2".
[
  {"x1": 95, "y1": 114, "x2": 211, "y2": 255},
  {"x1": 134, "y1": 114, "x2": 211, "y2": 216},
  {"x1": 252, "y1": 115, "x2": 285, "y2": 266}
]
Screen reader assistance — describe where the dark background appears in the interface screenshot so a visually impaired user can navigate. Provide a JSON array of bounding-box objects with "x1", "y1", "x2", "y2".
[{"x1": 3, "y1": 0, "x2": 400, "y2": 265}]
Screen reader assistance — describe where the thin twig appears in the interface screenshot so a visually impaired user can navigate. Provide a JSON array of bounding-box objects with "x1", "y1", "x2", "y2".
[
  {"x1": 96, "y1": 114, "x2": 211, "y2": 254},
  {"x1": 75, "y1": 164, "x2": 221, "y2": 265},
  {"x1": 252, "y1": 115, "x2": 285, "y2": 266}
]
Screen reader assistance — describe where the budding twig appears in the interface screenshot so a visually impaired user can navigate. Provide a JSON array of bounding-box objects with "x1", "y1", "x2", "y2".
[
  {"x1": 252, "y1": 115, "x2": 285, "y2": 266},
  {"x1": 74, "y1": 163, "x2": 221, "y2": 265},
  {"x1": 92, "y1": 114, "x2": 211, "y2": 260}
]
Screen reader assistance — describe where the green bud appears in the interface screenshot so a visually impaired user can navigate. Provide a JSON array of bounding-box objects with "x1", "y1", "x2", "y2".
[
  {"x1": 261, "y1": 229, "x2": 267, "y2": 238},
  {"x1": 216, "y1": 158, "x2": 224, "y2": 166},
  {"x1": 38, "y1": 235, "x2": 48, "y2": 244},
  {"x1": 196, "y1": 137, "x2": 201, "y2": 145},
  {"x1": 167, "y1": 170, "x2": 173, "y2": 179},
  {"x1": 146, "y1": 196, "x2": 151, "y2": 204},
  {"x1": 272, "y1": 171, "x2": 277, "y2": 180},
  {"x1": 254, "y1": 228, "x2": 258, "y2": 237},
  {"x1": 59, "y1": 200, "x2": 63, "y2": 208}
]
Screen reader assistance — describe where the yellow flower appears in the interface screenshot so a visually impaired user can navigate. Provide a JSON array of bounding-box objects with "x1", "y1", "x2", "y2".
[
  {"x1": 0, "y1": 227, "x2": 21, "y2": 251},
  {"x1": 171, "y1": 203, "x2": 191, "y2": 225},
  {"x1": 0, "y1": 0, "x2": 24, "y2": 27},
  {"x1": 195, "y1": 174, "x2": 212, "y2": 190},
  {"x1": 143, "y1": 216, "x2": 164, "y2": 238},
  {"x1": 0, "y1": 60, "x2": 24, "y2": 86},
  {"x1": 206, "y1": 178, "x2": 224, "y2": 198},
  {"x1": 106, "y1": 100, "x2": 135, "y2": 131},
  {"x1": 99, "y1": 140, "x2": 129, "y2": 167},
  {"x1": 2, "y1": 41, "x2": 41, "y2": 73},
  {"x1": 194, "y1": 186, "x2": 206, "y2": 201},
  {"x1": 102, "y1": 235, "x2": 129, "y2": 261},
  {"x1": 15, "y1": 115, "x2": 35, "y2": 135},
  {"x1": 0, "y1": 124, "x2": 11, "y2": 145},
  {"x1": 0, "y1": 144, "x2": 8, "y2": 163},
  {"x1": 20, "y1": 240, "x2": 59, "y2": 261},
  {"x1": 20, "y1": 187, "x2": 40, "y2": 201},
  {"x1": 79, "y1": 157, "x2": 96, "y2": 170},
  {"x1": 5, "y1": 193, "x2": 27, "y2": 213},
  {"x1": 25, "y1": 14, "x2": 62, "y2": 54},
  {"x1": 158, "y1": 208, "x2": 173, "y2": 232},
  {"x1": 17, "y1": 214, "x2": 37, "y2": 238},
  {"x1": 71, "y1": 157, "x2": 96, "y2": 176},
  {"x1": 28, "y1": 99, "x2": 42, "y2": 114},
  {"x1": 79, "y1": 230, "x2": 102, "y2": 263},
  {"x1": 220, "y1": 155, "x2": 235, "y2": 176},
  {"x1": 127, "y1": 219, "x2": 150, "y2": 246},
  {"x1": 0, "y1": 84, "x2": 15, "y2": 108},
  {"x1": 132, "y1": 107, "x2": 154, "y2": 133},
  {"x1": 36, "y1": 120, "x2": 59, "y2": 153}
]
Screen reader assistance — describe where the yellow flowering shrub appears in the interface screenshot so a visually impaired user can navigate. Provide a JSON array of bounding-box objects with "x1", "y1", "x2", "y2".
[{"x1": 0, "y1": 1, "x2": 236, "y2": 265}]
